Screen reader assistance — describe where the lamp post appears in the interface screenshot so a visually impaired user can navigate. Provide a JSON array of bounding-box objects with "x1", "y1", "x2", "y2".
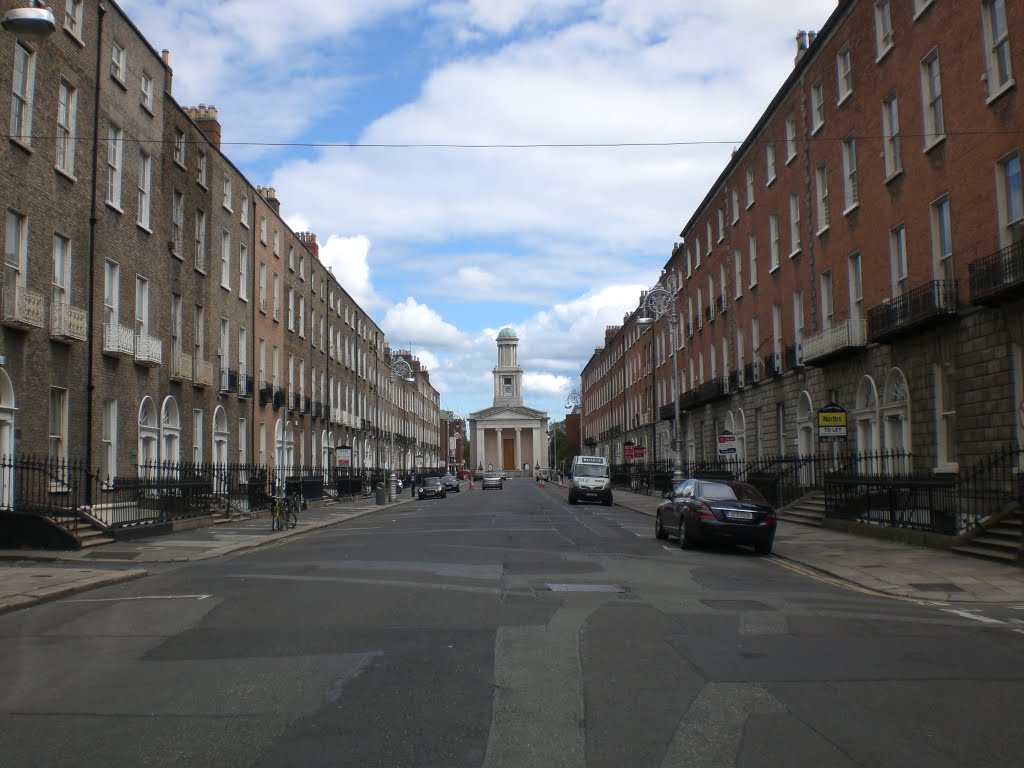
[
  {"x1": 389, "y1": 355, "x2": 415, "y2": 500},
  {"x1": 637, "y1": 279, "x2": 684, "y2": 487}
]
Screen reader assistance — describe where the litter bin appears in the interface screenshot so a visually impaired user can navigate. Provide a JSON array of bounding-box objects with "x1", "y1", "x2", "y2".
[{"x1": 375, "y1": 482, "x2": 386, "y2": 505}]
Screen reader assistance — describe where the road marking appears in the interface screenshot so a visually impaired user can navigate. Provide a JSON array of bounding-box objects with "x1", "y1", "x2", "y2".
[
  {"x1": 766, "y1": 557, "x2": 912, "y2": 602},
  {"x1": 941, "y1": 608, "x2": 1005, "y2": 625},
  {"x1": 65, "y1": 594, "x2": 213, "y2": 602}
]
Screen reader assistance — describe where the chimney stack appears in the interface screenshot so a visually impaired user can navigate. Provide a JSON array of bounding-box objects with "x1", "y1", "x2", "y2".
[
  {"x1": 794, "y1": 30, "x2": 808, "y2": 65},
  {"x1": 297, "y1": 231, "x2": 320, "y2": 258},
  {"x1": 257, "y1": 186, "x2": 280, "y2": 214},
  {"x1": 184, "y1": 104, "x2": 221, "y2": 150},
  {"x1": 161, "y1": 49, "x2": 172, "y2": 94}
]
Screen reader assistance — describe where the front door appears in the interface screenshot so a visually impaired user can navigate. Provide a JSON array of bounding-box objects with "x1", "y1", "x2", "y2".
[{"x1": 502, "y1": 438, "x2": 514, "y2": 470}]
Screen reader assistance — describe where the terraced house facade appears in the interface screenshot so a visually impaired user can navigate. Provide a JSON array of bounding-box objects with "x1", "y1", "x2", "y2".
[{"x1": 0, "y1": 0, "x2": 440, "y2": 523}]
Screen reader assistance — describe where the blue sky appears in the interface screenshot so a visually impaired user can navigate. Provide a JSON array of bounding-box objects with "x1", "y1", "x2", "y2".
[{"x1": 122, "y1": 0, "x2": 836, "y2": 421}]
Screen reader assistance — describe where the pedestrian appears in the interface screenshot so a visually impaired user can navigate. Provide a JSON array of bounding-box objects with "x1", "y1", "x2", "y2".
[{"x1": 410, "y1": 472, "x2": 416, "y2": 497}]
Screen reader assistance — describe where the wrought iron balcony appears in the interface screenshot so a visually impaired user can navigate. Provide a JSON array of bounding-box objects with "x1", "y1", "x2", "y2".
[
  {"x1": 134, "y1": 333, "x2": 162, "y2": 367},
  {"x1": 289, "y1": 390, "x2": 301, "y2": 412},
  {"x1": 192, "y1": 358, "x2": 214, "y2": 387},
  {"x1": 273, "y1": 306, "x2": 281, "y2": 322},
  {"x1": 969, "y1": 241, "x2": 1024, "y2": 306},
  {"x1": 1, "y1": 285, "x2": 45, "y2": 330},
  {"x1": 867, "y1": 280, "x2": 959, "y2": 343},
  {"x1": 313, "y1": 401, "x2": 323, "y2": 419},
  {"x1": 744, "y1": 359, "x2": 763, "y2": 386},
  {"x1": 219, "y1": 367, "x2": 238, "y2": 393},
  {"x1": 273, "y1": 387, "x2": 286, "y2": 409},
  {"x1": 728, "y1": 368, "x2": 745, "y2": 392},
  {"x1": 258, "y1": 381, "x2": 273, "y2": 405},
  {"x1": 764, "y1": 352, "x2": 783, "y2": 376},
  {"x1": 103, "y1": 322, "x2": 134, "y2": 357},
  {"x1": 301, "y1": 396, "x2": 311, "y2": 414},
  {"x1": 49, "y1": 302, "x2": 87, "y2": 342},
  {"x1": 238, "y1": 374, "x2": 253, "y2": 399},
  {"x1": 258, "y1": 296, "x2": 267, "y2": 313},
  {"x1": 169, "y1": 349, "x2": 192, "y2": 382},
  {"x1": 679, "y1": 377, "x2": 729, "y2": 411},
  {"x1": 802, "y1": 318, "x2": 867, "y2": 365}
]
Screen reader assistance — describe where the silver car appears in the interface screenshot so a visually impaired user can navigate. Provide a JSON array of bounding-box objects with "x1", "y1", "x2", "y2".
[{"x1": 481, "y1": 471, "x2": 503, "y2": 490}]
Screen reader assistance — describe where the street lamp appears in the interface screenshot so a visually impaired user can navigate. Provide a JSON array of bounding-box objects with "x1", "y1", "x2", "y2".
[
  {"x1": 388, "y1": 355, "x2": 415, "y2": 500},
  {"x1": 2, "y1": 2, "x2": 57, "y2": 41},
  {"x1": 637, "y1": 278, "x2": 684, "y2": 487}
]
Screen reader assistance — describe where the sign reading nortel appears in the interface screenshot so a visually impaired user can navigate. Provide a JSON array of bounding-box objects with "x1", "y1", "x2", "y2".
[{"x1": 817, "y1": 403, "x2": 848, "y2": 442}]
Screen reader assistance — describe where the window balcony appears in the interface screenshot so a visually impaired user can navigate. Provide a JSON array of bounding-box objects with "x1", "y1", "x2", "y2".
[
  {"x1": 289, "y1": 390, "x2": 301, "y2": 412},
  {"x1": 273, "y1": 306, "x2": 281, "y2": 322},
  {"x1": 764, "y1": 352, "x2": 783, "y2": 376},
  {"x1": 716, "y1": 294, "x2": 727, "y2": 314},
  {"x1": 2, "y1": 285, "x2": 46, "y2": 330},
  {"x1": 258, "y1": 381, "x2": 273, "y2": 405},
  {"x1": 103, "y1": 322, "x2": 134, "y2": 357},
  {"x1": 679, "y1": 377, "x2": 729, "y2": 411},
  {"x1": 302, "y1": 396, "x2": 311, "y2": 414},
  {"x1": 238, "y1": 374, "x2": 253, "y2": 399},
  {"x1": 273, "y1": 386, "x2": 286, "y2": 409},
  {"x1": 802, "y1": 318, "x2": 867, "y2": 365},
  {"x1": 705, "y1": 305, "x2": 714, "y2": 323},
  {"x1": 49, "y1": 302, "x2": 87, "y2": 342},
  {"x1": 192, "y1": 358, "x2": 214, "y2": 388},
  {"x1": 134, "y1": 333, "x2": 163, "y2": 367},
  {"x1": 169, "y1": 349, "x2": 192, "y2": 382},
  {"x1": 969, "y1": 241, "x2": 1024, "y2": 306},
  {"x1": 219, "y1": 367, "x2": 238, "y2": 393},
  {"x1": 744, "y1": 358, "x2": 763, "y2": 385},
  {"x1": 867, "y1": 280, "x2": 959, "y2": 343},
  {"x1": 313, "y1": 401, "x2": 323, "y2": 419},
  {"x1": 785, "y1": 342, "x2": 804, "y2": 370}
]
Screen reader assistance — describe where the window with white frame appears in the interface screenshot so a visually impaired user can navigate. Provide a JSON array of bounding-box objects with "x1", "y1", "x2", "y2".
[
  {"x1": 238, "y1": 417, "x2": 248, "y2": 466},
  {"x1": 842, "y1": 133, "x2": 859, "y2": 211},
  {"x1": 135, "y1": 274, "x2": 150, "y2": 336},
  {"x1": 784, "y1": 117, "x2": 796, "y2": 162},
  {"x1": 106, "y1": 123, "x2": 123, "y2": 208},
  {"x1": 793, "y1": 289, "x2": 804, "y2": 345},
  {"x1": 10, "y1": 42, "x2": 37, "y2": 147},
  {"x1": 220, "y1": 230, "x2": 231, "y2": 289},
  {"x1": 735, "y1": 250, "x2": 743, "y2": 299},
  {"x1": 920, "y1": 49, "x2": 944, "y2": 147},
  {"x1": 731, "y1": 189, "x2": 739, "y2": 224},
  {"x1": 100, "y1": 399, "x2": 117, "y2": 482},
  {"x1": 997, "y1": 152, "x2": 1023, "y2": 246},
  {"x1": 874, "y1": 0, "x2": 894, "y2": 59},
  {"x1": 694, "y1": 239, "x2": 702, "y2": 269},
  {"x1": 821, "y1": 270, "x2": 834, "y2": 328},
  {"x1": 745, "y1": 168, "x2": 755, "y2": 208},
  {"x1": 931, "y1": 195, "x2": 953, "y2": 282},
  {"x1": 193, "y1": 409, "x2": 203, "y2": 463},
  {"x1": 719, "y1": 264, "x2": 727, "y2": 309},
  {"x1": 222, "y1": 175, "x2": 232, "y2": 211},
  {"x1": 716, "y1": 209, "x2": 724, "y2": 242},
  {"x1": 765, "y1": 143, "x2": 776, "y2": 184},
  {"x1": 982, "y1": 0, "x2": 1013, "y2": 97},
  {"x1": 890, "y1": 224, "x2": 908, "y2": 296},
  {"x1": 258, "y1": 262, "x2": 266, "y2": 310},
  {"x1": 56, "y1": 79, "x2": 77, "y2": 175},
  {"x1": 299, "y1": 253, "x2": 306, "y2": 281},
  {"x1": 171, "y1": 293, "x2": 182, "y2": 356},
  {"x1": 769, "y1": 215, "x2": 780, "y2": 270},
  {"x1": 836, "y1": 44, "x2": 853, "y2": 102},
  {"x1": 881, "y1": 93, "x2": 901, "y2": 179},
  {"x1": 219, "y1": 317, "x2": 229, "y2": 379},
  {"x1": 260, "y1": 216, "x2": 267, "y2": 244},
  {"x1": 5, "y1": 209, "x2": 28, "y2": 288},
  {"x1": 811, "y1": 80, "x2": 825, "y2": 132},
  {"x1": 103, "y1": 259, "x2": 119, "y2": 325},
  {"x1": 705, "y1": 222, "x2": 712, "y2": 253},
  {"x1": 240, "y1": 194, "x2": 249, "y2": 227},
  {"x1": 772, "y1": 304, "x2": 783, "y2": 363},
  {"x1": 52, "y1": 234, "x2": 71, "y2": 323},
  {"x1": 110, "y1": 41, "x2": 126, "y2": 84},
  {"x1": 137, "y1": 151, "x2": 151, "y2": 229},
  {"x1": 276, "y1": 231, "x2": 282, "y2": 258},
  {"x1": 849, "y1": 251, "x2": 863, "y2": 322},
  {"x1": 748, "y1": 234, "x2": 758, "y2": 288},
  {"x1": 239, "y1": 243, "x2": 248, "y2": 300},
  {"x1": 273, "y1": 272, "x2": 280, "y2": 320},
  {"x1": 197, "y1": 149, "x2": 207, "y2": 187},
  {"x1": 173, "y1": 128, "x2": 185, "y2": 166},
  {"x1": 287, "y1": 287, "x2": 295, "y2": 331},
  {"x1": 299, "y1": 296, "x2": 306, "y2": 338},
  {"x1": 49, "y1": 387, "x2": 68, "y2": 461},
  {"x1": 788, "y1": 193, "x2": 801, "y2": 256},
  {"x1": 140, "y1": 72, "x2": 154, "y2": 112},
  {"x1": 815, "y1": 163, "x2": 830, "y2": 233},
  {"x1": 64, "y1": 0, "x2": 84, "y2": 38},
  {"x1": 194, "y1": 208, "x2": 206, "y2": 272},
  {"x1": 934, "y1": 364, "x2": 957, "y2": 468},
  {"x1": 194, "y1": 304, "x2": 205, "y2": 362},
  {"x1": 171, "y1": 190, "x2": 184, "y2": 255}
]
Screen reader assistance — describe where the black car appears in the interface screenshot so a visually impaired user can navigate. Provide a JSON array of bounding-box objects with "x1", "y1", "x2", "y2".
[
  {"x1": 418, "y1": 476, "x2": 447, "y2": 500},
  {"x1": 655, "y1": 478, "x2": 776, "y2": 554},
  {"x1": 440, "y1": 474, "x2": 460, "y2": 492}
]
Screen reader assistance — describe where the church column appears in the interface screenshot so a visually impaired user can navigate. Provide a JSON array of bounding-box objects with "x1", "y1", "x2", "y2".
[
  {"x1": 476, "y1": 425, "x2": 485, "y2": 469},
  {"x1": 514, "y1": 428, "x2": 522, "y2": 470},
  {"x1": 496, "y1": 427, "x2": 503, "y2": 469},
  {"x1": 533, "y1": 428, "x2": 541, "y2": 469}
]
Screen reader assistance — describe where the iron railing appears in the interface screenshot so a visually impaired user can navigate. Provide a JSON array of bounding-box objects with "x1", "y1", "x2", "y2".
[
  {"x1": 969, "y1": 240, "x2": 1024, "y2": 305},
  {"x1": 867, "y1": 279, "x2": 959, "y2": 342}
]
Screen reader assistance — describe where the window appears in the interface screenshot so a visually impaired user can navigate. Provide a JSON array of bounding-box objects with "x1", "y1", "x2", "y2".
[
  {"x1": 849, "y1": 252, "x2": 863, "y2": 322},
  {"x1": 64, "y1": 0, "x2": 84, "y2": 38},
  {"x1": 140, "y1": 72, "x2": 154, "y2": 112},
  {"x1": 103, "y1": 259, "x2": 119, "y2": 325},
  {"x1": 931, "y1": 195, "x2": 953, "y2": 282},
  {"x1": 276, "y1": 231, "x2": 282, "y2": 258},
  {"x1": 106, "y1": 123, "x2": 123, "y2": 208},
  {"x1": 240, "y1": 194, "x2": 249, "y2": 227},
  {"x1": 299, "y1": 296, "x2": 306, "y2": 337},
  {"x1": 272, "y1": 272, "x2": 280, "y2": 320},
  {"x1": 881, "y1": 93, "x2": 901, "y2": 180},
  {"x1": 56, "y1": 79, "x2": 77, "y2": 175},
  {"x1": 194, "y1": 304, "x2": 205, "y2": 362},
  {"x1": 765, "y1": 143, "x2": 776, "y2": 184},
  {"x1": 769, "y1": 215, "x2": 780, "y2": 271},
  {"x1": 772, "y1": 304, "x2": 783, "y2": 362},
  {"x1": 4, "y1": 209, "x2": 28, "y2": 288},
  {"x1": 238, "y1": 417, "x2": 248, "y2": 466},
  {"x1": 811, "y1": 80, "x2": 825, "y2": 132},
  {"x1": 934, "y1": 364, "x2": 957, "y2": 468},
  {"x1": 137, "y1": 151, "x2": 151, "y2": 229},
  {"x1": 748, "y1": 234, "x2": 758, "y2": 288},
  {"x1": 788, "y1": 193, "x2": 801, "y2": 256},
  {"x1": 258, "y1": 263, "x2": 266, "y2": 310},
  {"x1": 842, "y1": 134, "x2": 859, "y2": 211},
  {"x1": 193, "y1": 410, "x2": 203, "y2": 463},
  {"x1": 705, "y1": 222, "x2": 712, "y2": 253},
  {"x1": 997, "y1": 153, "x2": 1023, "y2": 246},
  {"x1": 171, "y1": 190, "x2": 184, "y2": 256},
  {"x1": 821, "y1": 270, "x2": 834, "y2": 328},
  {"x1": 171, "y1": 293, "x2": 182, "y2": 355},
  {"x1": 299, "y1": 253, "x2": 306, "y2": 280},
  {"x1": 815, "y1": 163, "x2": 830, "y2": 233},
  {"x1": 731, "y1": 190, "x2": 739, "y2": 224},
  {"x1": 222, "y1": 175, "x2": 232, "y2": 211},
  {"x1": 793, "y1": 290, "x2": 804, "y2": 345},
  {"x1": 890, "y1": 224, "x2": 908, "y2": 296},
  {"x1": 982, "y1": 0, "x2": 1013, "y2": 97},
  {"x1": 914, "y1": 0, "x2": 935, "y2": 17},
  {"x1": 785, "y1": 117, "x2": 796, "y2": 162},
  {"x1": 52, "y1": 234, "x2": 71, "y2": 321},
  {"x1": 10, "y1": 42, "x2": 36, "y2": 147},
  {"x1": 287, "y1": 287, "x2": 295, "y2": 330},
  {"x1": 100, "y1": 399, "x2": 117, "y2": 482},
  {"x1": 260, "y1": 216, "x2": 267, "y2": 244},
  {"x1": 194, "y1": 209, "x2": 207, "y2": 272},
  {"x1": 49, "y1": 388, "x2": 68, "y2": 461},
  {"x1": 220, "y1": 230, "x2": 231, "y2": 289},
  {"x1": 836, "y1": 44, "x2": 853, "y2": 102},
  {"x1": 173, "y1": 128, "x2": 185, "y2": 166},
  {"x1": 239, "y1": 243, "x2": 249, "y2": 301},
  {"x1": 219, "y1": 317, "x2": 229, "y2": 378},
  {"x1": 197, "y1": 150, "x2": 207, "y2": 187},
  {"x1": 921, "y1": 50, "x2": 944, "y2": 147},
  {"x1": 745, "y1": 168, "x2": 755, "y2": 208},
  {"x1": 734, "y1": 250, "x2": 743, "y2": 299},
  {"x1": 874, "y1": 0, "x2": 894, "y2": 59},
  {"x1": 110, "y1": 42, "x2": 126, "y2": 84},
  {"x1": 716, "y1": 209, "x2": 724, "y2": 242},
  {"x1": 135, "y1": 275, "x2": 149, "y2": 336}
]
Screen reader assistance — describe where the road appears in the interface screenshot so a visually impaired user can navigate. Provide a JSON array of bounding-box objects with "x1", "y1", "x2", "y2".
[{"x1": 0, "y1": 478, "x2": 1020, "y2": 767}]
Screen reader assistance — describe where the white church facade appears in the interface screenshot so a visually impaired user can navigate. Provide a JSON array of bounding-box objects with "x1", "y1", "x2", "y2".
[{"x1": 469, "y1": 329, "x2": 549, "y2": 474}]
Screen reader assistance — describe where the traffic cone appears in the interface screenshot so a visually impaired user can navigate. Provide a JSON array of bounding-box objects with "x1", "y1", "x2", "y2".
[
  {"x1": 469, "y1": 478, "x2": 474, "y2": 490},
  {"x1": 539, "y1": 478, "x2": 545, "y2": 488}
]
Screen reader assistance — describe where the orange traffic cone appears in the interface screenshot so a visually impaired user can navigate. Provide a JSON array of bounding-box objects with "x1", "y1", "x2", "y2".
[
  {"x1": 539, "y1": 478, "x2": 545, "y2": 488},
  {"x1": 469, "y1": 478, "x2": 475, "y2": 490}
]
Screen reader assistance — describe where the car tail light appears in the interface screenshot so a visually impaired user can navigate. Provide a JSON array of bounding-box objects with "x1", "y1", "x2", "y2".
[
  {"x1": 765, "y1": 511, "x2": 777, "y2": 526},
  {"x1": 694, "y1": 501, "x2": 717, "y2": 521}
]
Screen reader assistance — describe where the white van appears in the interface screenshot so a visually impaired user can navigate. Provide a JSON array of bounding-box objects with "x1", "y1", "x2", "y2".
[{"x1": 568, "y1": 455, "x2": 612, "y2": 506}]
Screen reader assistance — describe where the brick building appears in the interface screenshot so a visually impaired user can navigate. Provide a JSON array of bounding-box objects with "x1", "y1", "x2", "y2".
[
  {"x1": 583, "y1": 0, "x2": 1023, "y2": 482},
  {"x1": 0, "y1": 0, "x2": 440, "y2": 509}
]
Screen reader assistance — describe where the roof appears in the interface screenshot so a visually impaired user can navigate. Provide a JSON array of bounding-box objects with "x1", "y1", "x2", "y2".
[{"x1": 497, "y1": 327, "x2": 517, "y2": 339}]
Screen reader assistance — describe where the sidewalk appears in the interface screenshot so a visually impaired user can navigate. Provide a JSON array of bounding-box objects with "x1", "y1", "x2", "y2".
[{"x1": 543, "y1": 479, "x2": 1024, "y2": 604}]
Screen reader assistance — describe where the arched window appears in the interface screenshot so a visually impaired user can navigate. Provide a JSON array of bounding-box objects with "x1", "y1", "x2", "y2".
[
  {"x1": 160, "y1": 396, "x2": 180, "y2": 466},
  {"x1": 0, "y1": 367, "x2": 16, "y2": 508},
  {"x1": 212, "y1": 406, "x2": 229, "y2": 493},
  {"x1": 883, "y1": 367, "x2": 911, "y2": 469},
  {"x1": 138, "y1": 396, "x2": 158, "y2": 475},
  {"x1": 855, "y1": 375, "x2": 880, "y2": 469}
]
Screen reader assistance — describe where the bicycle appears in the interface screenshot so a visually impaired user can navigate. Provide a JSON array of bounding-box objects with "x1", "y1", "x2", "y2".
[{"x1": 270, "y1": 495, "x2": 298, "y2": 531}]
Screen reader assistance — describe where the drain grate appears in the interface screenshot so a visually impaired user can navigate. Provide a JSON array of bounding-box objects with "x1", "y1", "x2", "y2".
[{"x1": 546, "y1": 583, "x2": 623, "y2": 593}]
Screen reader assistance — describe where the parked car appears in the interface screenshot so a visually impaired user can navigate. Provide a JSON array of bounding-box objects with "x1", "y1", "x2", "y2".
[
  {"x1": 473, "y1": 470, "x2": 484, "y2": 481},
  {"x1": 655, "y1": 478, "x2": 776, "y2": 554},
  {"x1": 418, "y1": 476, "x2": 447, "y2": 500},
  {"x1": 457, "y1": 469, "x2": 472, "y2": 480},
  {"x1": 481, "y1": 471, "x2": 503, "y2": 490},
  {"x1": 499, "y1": 470, "x2": 508, "y2": 480},
  {"x1": 440, "y1": 474, "x2": 460, "y2": 492}
]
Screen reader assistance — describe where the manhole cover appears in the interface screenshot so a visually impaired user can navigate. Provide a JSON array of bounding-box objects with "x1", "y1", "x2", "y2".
[
  {"x1": 908, "y1": 582, "x2": 965, "y2": 592},
  {"x1": 701, "y1": 599, "x2": 774, "y2": 611},
  {"x1": 546, "y1": 583, "x2": 623, "y2": 593}
]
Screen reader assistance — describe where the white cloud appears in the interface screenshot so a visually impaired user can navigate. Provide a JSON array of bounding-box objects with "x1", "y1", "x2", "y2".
[
  {"x1": 382, "y1": 299, "x2": 471, "y2": 350},
  {"x1": 524, "y1": 371, "x2": 573, "y2": 397},
  {"x1": 317, "y1": 235, "x2": 377, "y2": 309}
]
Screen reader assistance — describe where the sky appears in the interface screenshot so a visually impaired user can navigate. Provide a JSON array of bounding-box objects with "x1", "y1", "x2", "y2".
[{"x1": 122, "y1": 0, "x2": 837, "y2": 422}]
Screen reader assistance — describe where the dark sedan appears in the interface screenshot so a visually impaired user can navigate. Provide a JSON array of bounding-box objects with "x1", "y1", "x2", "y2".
[
  {"x1": 655, "y1": 478, "x2": 776, "y2": 554},
  {"x1": 440, "y1": 474, "x2": 460, "y2": 492},
  {"x1": 417, "y1": 476, "x2": 447, "y2": 500}
]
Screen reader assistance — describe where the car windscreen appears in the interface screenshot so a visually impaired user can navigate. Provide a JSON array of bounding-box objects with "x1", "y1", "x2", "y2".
[
  {"x1": 699, "y1": 482, "x2": 767, "y2": 504},
  {"x1": 573, "y1": 464, "x2": 607, "y2": 478}
]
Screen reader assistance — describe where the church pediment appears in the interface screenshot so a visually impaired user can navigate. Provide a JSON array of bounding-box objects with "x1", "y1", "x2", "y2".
[{"x1": 470, "y1": 405, "x2": 548, "y2": 421}]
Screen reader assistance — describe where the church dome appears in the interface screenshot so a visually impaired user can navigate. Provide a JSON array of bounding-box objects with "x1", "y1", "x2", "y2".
[{"x1": 497, "y1": 327, "x2": 517, "y2": 339}]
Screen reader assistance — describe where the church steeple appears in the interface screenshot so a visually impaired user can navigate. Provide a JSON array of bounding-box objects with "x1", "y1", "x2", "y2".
[{"x1": 493, "y1": 327, "x2": 523, "y2": 407}]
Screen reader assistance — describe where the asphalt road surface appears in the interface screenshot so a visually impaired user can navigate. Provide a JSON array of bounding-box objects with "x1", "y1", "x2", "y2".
[{"x1": 1, "y1": 478, "x2": 1021, "y2": 767}]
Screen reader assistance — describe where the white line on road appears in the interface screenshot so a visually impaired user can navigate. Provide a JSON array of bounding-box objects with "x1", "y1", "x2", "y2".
[
  {"x1": 65, "y1": 594, "x2": 213, "y2": 602},
  {"x1": 941, "y1": 608, "x2": 1005, "y2": 625}
]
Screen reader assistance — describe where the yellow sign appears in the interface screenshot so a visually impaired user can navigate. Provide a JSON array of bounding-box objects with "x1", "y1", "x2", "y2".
[{"x1": 817, "y1": 411, "x2": 847, "y2": 428}]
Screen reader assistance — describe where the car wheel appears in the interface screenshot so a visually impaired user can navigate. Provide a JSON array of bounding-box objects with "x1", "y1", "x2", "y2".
[
  {"x1": 418, "y1": 492, "x2": 424, "y2": 500},
  {"x1": 754, "y1": 539, "x2": 773, "y2": 555},
  {"x1": 655, "y1": 512, "x2": 668, "y2": 540},
  {"x1": 679, "y1": 516, "x2": 697, "y2": 549},
  {"x1": 568, "y1": 493, "x2": 577, "y2": 505}
]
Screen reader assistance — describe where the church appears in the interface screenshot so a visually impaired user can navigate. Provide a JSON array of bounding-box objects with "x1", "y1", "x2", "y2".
[{"x1": 468, "y1": 329, "x2": 549, "y2": 475}]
